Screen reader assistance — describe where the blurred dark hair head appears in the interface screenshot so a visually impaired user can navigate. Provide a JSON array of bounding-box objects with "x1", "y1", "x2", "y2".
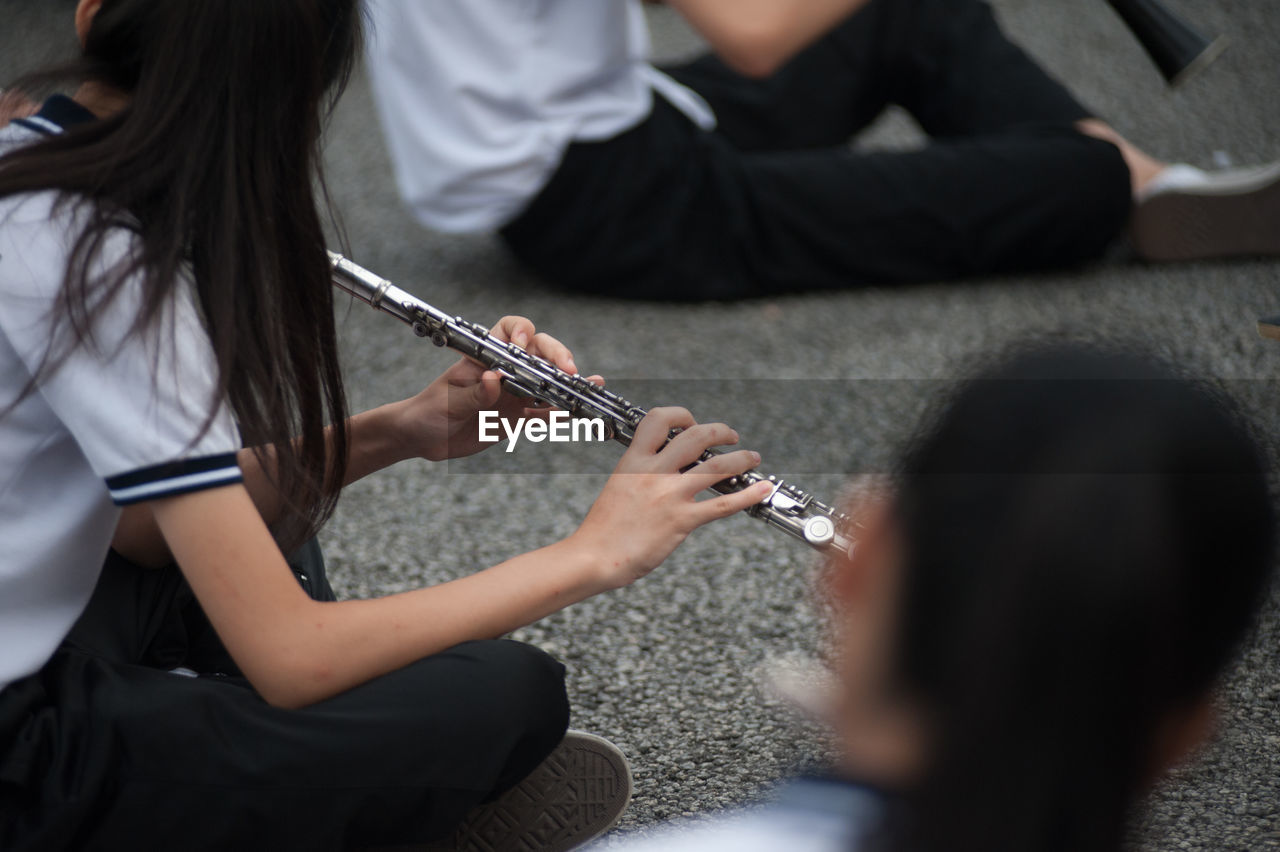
[
  {"x1": 883, "y1": 341, "x2": 1274, "y2": 852},
  {"x1": 0, "y1": 0, "x2": 366, "y2": 546}
]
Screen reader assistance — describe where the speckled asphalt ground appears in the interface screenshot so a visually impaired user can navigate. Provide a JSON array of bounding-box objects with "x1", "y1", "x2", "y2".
[{"x1": 3, "y1": 1, "x2": 1279, "y2": 848}]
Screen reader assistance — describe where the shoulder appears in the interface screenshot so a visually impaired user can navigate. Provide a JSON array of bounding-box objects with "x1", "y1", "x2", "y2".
[
  {"x1": 0, "y1": 186, "x2": 125, "y2": 307},
  {"x1": 0, "y1": 122, "x2": 90, "y2": 234},
  {"x1": 0, "y1": 164, "x2": 157, "y2": 373},
  {"x1": 0, "y1": 125, "x2": 134, "y2": 297}
]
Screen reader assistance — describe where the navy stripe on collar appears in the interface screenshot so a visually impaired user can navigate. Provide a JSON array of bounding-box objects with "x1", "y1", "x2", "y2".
[{"x1": 13, "y1": 94, "x2": 98, "y2": 135}]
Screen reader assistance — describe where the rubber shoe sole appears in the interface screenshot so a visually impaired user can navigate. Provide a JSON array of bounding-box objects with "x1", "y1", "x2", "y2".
[
  {"x1": 422, "y1": 731, "x2": 632, "y2": 852},
  {"x1": 1130, "y1": 161, "x2": 1280, "y2": 262}
]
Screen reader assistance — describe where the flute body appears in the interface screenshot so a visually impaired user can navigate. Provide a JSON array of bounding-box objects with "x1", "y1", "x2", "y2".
[{"x1": 329, "y1": 252, "x2": 854, "y2": 557}]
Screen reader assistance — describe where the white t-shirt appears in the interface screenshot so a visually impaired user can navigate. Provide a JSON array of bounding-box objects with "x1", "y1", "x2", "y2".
[
  {"x1": 0, "y1": 106, "x2": 243, "y2": 692},
  {"x1": 364, "y1": 0, "x2": 715, "y2": 232}
]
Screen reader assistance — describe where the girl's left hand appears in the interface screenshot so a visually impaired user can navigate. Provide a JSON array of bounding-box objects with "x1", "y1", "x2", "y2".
[{"x1": 395, "y1": 316, "x2": 603, "y2": 462}]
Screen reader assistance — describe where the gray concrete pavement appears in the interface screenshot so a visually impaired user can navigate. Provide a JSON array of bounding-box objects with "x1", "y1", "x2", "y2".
[{"x1": 3, "y1": 0, "x2": 1279, "y2": 848}]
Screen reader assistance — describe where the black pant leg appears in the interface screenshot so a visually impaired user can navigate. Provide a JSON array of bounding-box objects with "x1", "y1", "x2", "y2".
[
  {"x1": 0, "y1": 546, "x2": 569, "y2": 851},
  {"x1": 502, "y1": 98, "x2": 1131, "y2": 299},
  {"x1": 869, "y1": 0, "x2": 1095, "y2": 135},
  {"x1": 726, "y1": 128, "x2": 1131, "y2": 289},
  {"x1": 0, "y1": 640, "x2": 567, "y2": 852},
  {"x1": 503, "y1": 0, "x2": 1128, "y2": 298},
  {"x1": 661, "y1": 0, "x2": 1092, "y2": 152},
  {"x1": 660, "y1": 29, "x2": 890, "y2": 151}
]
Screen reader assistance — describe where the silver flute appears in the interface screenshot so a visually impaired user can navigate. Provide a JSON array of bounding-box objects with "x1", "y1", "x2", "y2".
[{"x1": 329, "y1": 252, "x2": 854, "y2": 557}]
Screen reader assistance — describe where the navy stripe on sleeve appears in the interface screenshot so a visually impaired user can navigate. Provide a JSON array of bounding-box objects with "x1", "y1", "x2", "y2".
[
  {"x1": 105, "y1": 453, "x2": 243, "y2": 506},
  {"x1": 13, "y1": 115, "x2": 65, "y2": 136},
  {"x1": 13, "y1": 95, "x2": 98, "y2": 136}
]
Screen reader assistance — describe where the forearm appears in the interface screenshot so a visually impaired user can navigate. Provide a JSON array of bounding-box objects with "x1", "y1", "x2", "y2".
[
  {"x1": 270, "y1": 539, "x2": 607, "y2": 708},
  {"x1": 155, "y1": 487, "x2": 609, "y2": 709},
  {"x1": 152, "y1": 409, "x2": 767, "y2": 709},
  {"x1": 667, "y1": 0, "x2": 873, "y2": 78}
]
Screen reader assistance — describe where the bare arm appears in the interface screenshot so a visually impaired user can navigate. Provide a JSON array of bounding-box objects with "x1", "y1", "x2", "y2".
[
  {"x1": 113, "y1": 406, "x2": 405, "y2": 567},
  {"x1": 113, "y1": 316, "x2": 590, "y2": 567},
  {"x1": 153, "y1": 484, "x2": 605, "y2": 709},
  {"x1": 152, "y1": 408, "x2": 772, "y2": 709},
  {"x1": 666, "y1": 0, "x2": 873, "y2": 78}
]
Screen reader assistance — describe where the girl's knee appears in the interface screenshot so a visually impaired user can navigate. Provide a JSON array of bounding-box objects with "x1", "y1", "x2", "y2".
[
  {"x1": 464, "y1": 640, "x2": 569, "y2": 736},
  {"x1": 432, "y1": 641, "x2": 570, "y2": 794},
  {"x1": 1032, "y1": 130, "x2": 1133, "y2": 264},
  {"x1": 1082, "y1": 135, "x2": 1133, "y2": 256}
]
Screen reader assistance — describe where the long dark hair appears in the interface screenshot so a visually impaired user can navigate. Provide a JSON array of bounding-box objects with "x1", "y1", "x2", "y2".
[
  {"x1": 880, "y1": 343, "x2": 1274, "y2": 852},
  {"x1": 0, "y1": 0, "x2": 364, "y2": 546}
]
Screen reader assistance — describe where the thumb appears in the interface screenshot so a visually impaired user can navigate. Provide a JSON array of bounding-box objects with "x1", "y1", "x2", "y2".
[{"x1": 470, "y1": 370, "x2": 503, "y2": 409}]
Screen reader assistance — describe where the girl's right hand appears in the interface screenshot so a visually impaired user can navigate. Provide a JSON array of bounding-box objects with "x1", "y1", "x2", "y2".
[
  {"x1": 153, "y1": 407, "x2": 769, "y2": 709},
  {"x1": 571, "y1": 407, "x2": 774, "y2": 590}
]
